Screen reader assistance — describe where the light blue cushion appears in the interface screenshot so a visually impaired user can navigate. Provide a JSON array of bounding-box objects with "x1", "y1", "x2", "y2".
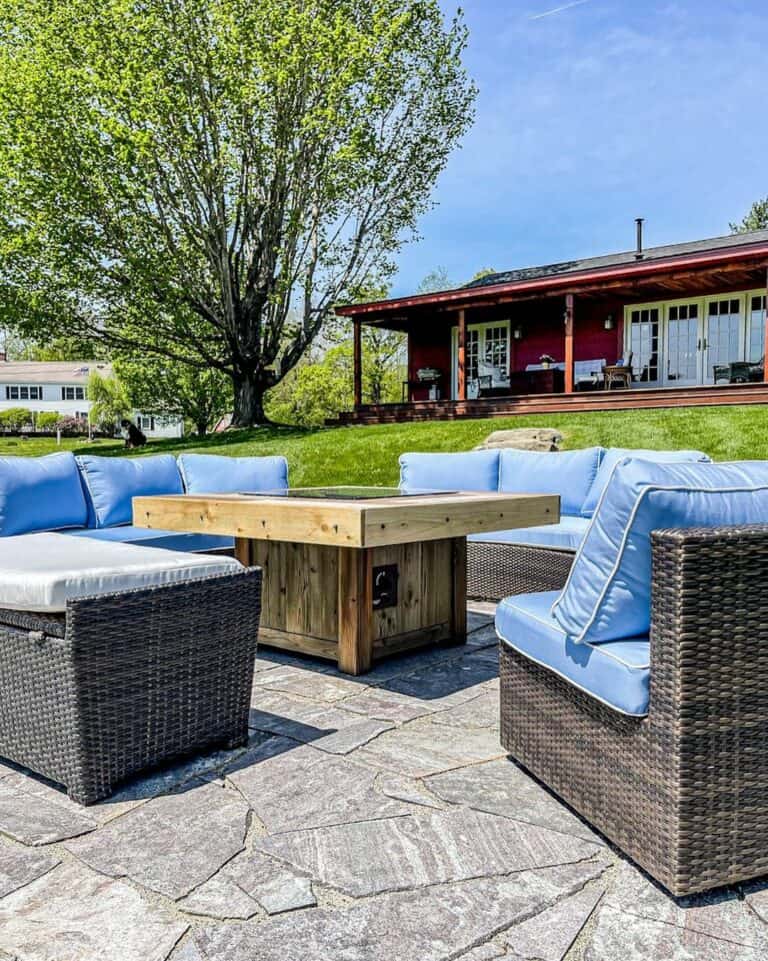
[
  {"x1": 178, "y1": 453, "x2": 288, "y2": 494},
  {"x1": 580, "y1": 447, "x2": 711, "y2": 517},
  {"x1": 496, "y1": 591, "x2": 650, "y2": 716},
  {"x1": 399, "y1": 451, "x2": 500, "y2": 492},
  {"x1": 469, "y1": 515, "x2": 589, "y2": 551},
  {"x1": 553, "y1": 459, "x2": 768, "y2": 644},
  {"x1": 76, "y1": 454, "x2": 184, "y2": 528},
  {"x1": 0, "y1": 452, "x2": 88, "y2": 536},
  {"x1": 498, "y1": 447, "x2": 603, "y2": 515},
  {"x1": 66, "y1": 526, "x2": 234, "y2": 553}
]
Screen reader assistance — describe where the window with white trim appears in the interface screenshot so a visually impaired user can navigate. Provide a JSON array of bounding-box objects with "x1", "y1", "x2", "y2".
[
  {"x1": 5, "y1": 385, "x2": 42, "y2": 400},
  {"x1": 61, "y1": 386, "x2": 86, "y2": 400}
]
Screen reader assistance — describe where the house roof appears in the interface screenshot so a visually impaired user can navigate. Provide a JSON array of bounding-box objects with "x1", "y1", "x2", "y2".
[
  {"x1": 462, "y1": 229, "x2": 768, "y2": 289},
  {"x1": 337, "y1": 228, "x2": 768, "y2": 322},
  {"x1": 0, "y1": 361, "x2": 112, "y2": 384}
]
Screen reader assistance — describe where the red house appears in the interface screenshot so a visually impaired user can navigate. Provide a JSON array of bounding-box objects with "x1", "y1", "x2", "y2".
[{"x1": 335, "y1": 226, "x2": 768, "y2": 423}]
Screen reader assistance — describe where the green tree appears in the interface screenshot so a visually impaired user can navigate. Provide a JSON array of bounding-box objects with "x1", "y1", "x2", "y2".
[
  {"x1": 417, "y1": 267, "x2": 454, "y2": 294},
  {"x1": 731, "y1": 199, "x2": 768, "y2": 233},
  {"x1": 0, "y1": 407, "x2": 33, "y2": 431},
  {"x1": 0, "y1": 0, "x2": 476, "y2": 426},
  {"x1": 116, "y1": 357, "x2": 232, "y2": 437},
  {"x1": 87, "y1": 370, "x2": 132, "y2": 433}
]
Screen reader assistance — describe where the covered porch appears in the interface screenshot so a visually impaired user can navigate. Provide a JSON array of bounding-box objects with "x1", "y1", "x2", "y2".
[{"x1": 336, "y1": 233, "x2": 768, "y2": 424}]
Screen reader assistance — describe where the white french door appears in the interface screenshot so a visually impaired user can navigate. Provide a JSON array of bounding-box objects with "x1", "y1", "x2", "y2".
[
  {"x1": 703, "y1": 297, "x2": 743, "y2": 384},
  {"x1": 451, "y1": 321, "x2": 510, "y2": 398},
  {"x1": 664, "y1": 302, "x2": 701, "y2": 386}
]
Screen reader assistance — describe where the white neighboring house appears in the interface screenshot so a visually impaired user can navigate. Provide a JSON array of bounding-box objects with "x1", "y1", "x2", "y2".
[{"x1": 0, "y1": 357, "x2": 184, "y2": 438}]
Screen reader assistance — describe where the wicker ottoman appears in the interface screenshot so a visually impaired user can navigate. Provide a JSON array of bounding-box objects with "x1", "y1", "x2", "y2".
[{"x1": 0, "y1": 539, "x2": 261, "y2": 804}]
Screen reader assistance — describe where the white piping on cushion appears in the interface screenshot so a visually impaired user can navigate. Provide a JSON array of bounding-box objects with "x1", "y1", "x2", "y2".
[
  {"x1": 498, "y1": 597, "x2": 650, "y2": 670},
  {"x1": 551, "y1": 481, "x2": 768, "y2": 644},
  {"x1": 496, "y1": 628, "x2": 649, "y2": 718}
]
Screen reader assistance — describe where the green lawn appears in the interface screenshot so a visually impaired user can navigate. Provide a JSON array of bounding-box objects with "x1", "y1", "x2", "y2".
[{"x1": 4, "y1": 405, "x2": 766, "y2": 485}]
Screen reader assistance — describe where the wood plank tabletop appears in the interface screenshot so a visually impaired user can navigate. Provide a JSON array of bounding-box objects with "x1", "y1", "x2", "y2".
[{"x1": 132, "y1": 489, "x2": 560, "y2": 548}]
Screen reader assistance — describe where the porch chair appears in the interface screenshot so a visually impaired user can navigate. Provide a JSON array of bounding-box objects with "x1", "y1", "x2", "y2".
[
  {"x1": 602, "y1": 351, "x2": 633, "y2": 389},
  {"x1": 498, "y1": 458, "x2": 768, "y2": 896}
]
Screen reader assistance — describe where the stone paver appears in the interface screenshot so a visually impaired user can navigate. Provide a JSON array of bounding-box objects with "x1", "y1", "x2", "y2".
[
  {"x1": 226, "y1": 739, "x2": 412, "y2": 832},
  {"x1": 355, "y1": 715, "x2": 505, "y2": 777},
  {"x1": 583, "y1": 904, "x2": 766, "y2": 961},
  {"x1": 1, "y1": 603, "x2": 767, "y2": 960},
  {"x1": 64, "y1": 781, "x2": 249, "y2": 899},
  {"x1": 179, "y1": 849, "x2": 316, "y2": 918},
  {"x1": 0, "y1": 841, "x2": 59, "y2": 898},
  {"x1": 248, "y1": 691, "x2": 394, "y2": 753},
  {"x1": 256, "y1": 807, "x2": 600, "y2": 897},
  {"x1": 0, "y1": 861, "x2": 188, "y2": 961},
  {"x1": 503, "y1": 884, "x2": 603, "y2": 959},
  {"x1": 191, "y1": 863, "x2": 606, "y2": 961},
  {"x1": 0, "y1": 775, "x2": 97, "y2": 845},
  {"x1": 426, "y1": 757, "x2": 601, "y2": 844}
]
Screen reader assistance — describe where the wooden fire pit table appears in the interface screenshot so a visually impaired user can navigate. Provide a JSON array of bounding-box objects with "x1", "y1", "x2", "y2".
[{"x1": 133, "y1": 487, "x2": 559, "y2": 675}]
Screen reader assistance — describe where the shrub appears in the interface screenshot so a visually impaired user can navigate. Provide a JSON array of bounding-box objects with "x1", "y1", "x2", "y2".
[
  {"x1": 0, "y1": 407, "x2": 33, "y2": 431},
  {"x1": 35, "y1": 411, "x2": 60, "y2": 431},
  {"x1": 54, "y1": 414, "x2": 87, "y2": 435}
]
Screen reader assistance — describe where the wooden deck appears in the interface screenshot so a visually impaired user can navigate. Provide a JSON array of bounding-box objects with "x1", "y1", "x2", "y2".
[{"x1": 331, "y1": 382, "x2": 768, "y2": 425}]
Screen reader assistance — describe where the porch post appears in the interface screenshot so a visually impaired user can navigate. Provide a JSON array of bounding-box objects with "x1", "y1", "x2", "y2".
[
  {"x1": 764, "y1": 268, "x2": 768, "y2": 383},
  {"x1": 353, "y1": 319, "x2": 362, "y2": 408},
  {"x1": 457, "y1": 309, "x2": 467, "y2": 401},
  {"x1": 564, "y1": 293, "x2": 575, "y2": 394}
]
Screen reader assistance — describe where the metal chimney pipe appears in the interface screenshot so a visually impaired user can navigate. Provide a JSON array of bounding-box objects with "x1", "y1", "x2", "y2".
[{"x1": 635, "y1": 218, "x2": 645, "y2": 260}]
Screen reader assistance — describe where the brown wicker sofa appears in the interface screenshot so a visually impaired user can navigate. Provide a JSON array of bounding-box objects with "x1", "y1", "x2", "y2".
[
  {"x1": 467, "y1": 540, "x2": 574, "y2": 600},
  {"x1": 0, "y1": 559, "x2": 261, "y2": 805},
  {"x1": 500, "y1": 522, "x2": 768, "y2": 896}
]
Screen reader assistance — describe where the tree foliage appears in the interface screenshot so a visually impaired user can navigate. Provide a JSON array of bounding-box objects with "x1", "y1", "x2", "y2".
[
  {"x1": 731, "y1": 198, "x2": 768, "y2": 233},
  {"x1": 0, "y1": 0, "x2": 475, "y2": 425},
  {"x1": 116, "y1": 356, "x2": 232, "y2": 436},
  {"x1": 266, "y1": 330, "x2": 404, "y2": 426},
  {"x1": 87, "y1": 371, "x2": 132, "y2": 432}
]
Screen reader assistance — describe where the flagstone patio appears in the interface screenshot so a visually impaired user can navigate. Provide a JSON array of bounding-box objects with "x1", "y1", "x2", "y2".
[{"x1": 1, "y1": 606, "x2": 767, "y2": 961}]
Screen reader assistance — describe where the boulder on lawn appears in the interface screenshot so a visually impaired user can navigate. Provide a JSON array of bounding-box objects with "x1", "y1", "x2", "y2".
[{"x1": 475, "y1": 428, "x2": 562, "y2": 452}]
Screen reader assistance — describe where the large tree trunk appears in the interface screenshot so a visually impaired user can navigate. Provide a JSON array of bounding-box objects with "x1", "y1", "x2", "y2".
[{"x1": 231, "y1": 368, "x2": 269, "y2": 427}]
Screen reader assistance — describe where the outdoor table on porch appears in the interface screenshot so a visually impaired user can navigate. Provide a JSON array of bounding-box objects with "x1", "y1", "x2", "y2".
[{"x1": 133, "y1": 487, "x2": 559, "y2": 675}]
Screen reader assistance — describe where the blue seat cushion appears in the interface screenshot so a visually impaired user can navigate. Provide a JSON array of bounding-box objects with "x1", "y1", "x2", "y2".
[
  {"x1": 553, "y1": 459, "x2": 768, "y2": 644},
  {"x1": 496, "y1": 591, "x2": 650, "y2": 717},
  {"x1": 469, "y1": 515, "x2": 589, "y2": 551},
  {"x1": 498, "y1": 447, "x2": 603, "y2": 516},
  {"x1": 0, "y1": 452, "x2": 88, "y2": 536},
  {"x1": 178, "y1": 453, "x2": 288, "y2": 494},
  {"x1": 399, "y1": 450, "x2": 500, "y2": 492},
  {"x1": 66, "y1": 526, "x2": 234, "y2": 554},
  {"x1": 580, "y1": 447, "x2": 711, "y2": 517},
  {"x1": 76, "y1": 454, "x2": 184, "y2": 528}
]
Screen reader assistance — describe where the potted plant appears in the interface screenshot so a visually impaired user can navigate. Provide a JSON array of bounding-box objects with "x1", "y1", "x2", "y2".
[{"x1": 540, "y1": 354, "x2": 555, "y2": 370}]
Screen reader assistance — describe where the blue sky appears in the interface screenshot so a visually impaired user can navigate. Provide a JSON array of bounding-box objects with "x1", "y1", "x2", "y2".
[{"x1": 390, "y1": 0, "x2": 768, "y2": 295}]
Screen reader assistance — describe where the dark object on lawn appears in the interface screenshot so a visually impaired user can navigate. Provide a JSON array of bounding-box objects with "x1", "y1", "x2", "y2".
[{"x1": 121, "y1": 419, "x2": 147, "y2": 448}]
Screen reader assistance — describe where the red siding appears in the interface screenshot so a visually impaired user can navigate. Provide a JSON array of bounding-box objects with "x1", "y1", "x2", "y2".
[{"x1": 409, "y1": 322, "x2": 452, "y2": 401}]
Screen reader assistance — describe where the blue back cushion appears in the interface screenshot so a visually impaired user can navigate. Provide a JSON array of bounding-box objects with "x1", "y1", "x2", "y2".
[
  {"x1": 498, "y1": 447, "x2": 603, "y2": 515},
  {"x1": 0, "y1": 452, "x2": 87, "y2": 536},
  {"x1": 553, "y1": 459, "x2": 768, "y2": 644},
  {"x1": 580, "y1": 447, "x2": 711, "y2": 517},
  {"x1": 178, "y1": 453, "x2": 288, "y2": 494},
  {"x1": 77, "y1": 454, "x2": 183, "y2": 528},
  {"x1": 399, "y1": 451, "x2": 500, "y2": 492}
]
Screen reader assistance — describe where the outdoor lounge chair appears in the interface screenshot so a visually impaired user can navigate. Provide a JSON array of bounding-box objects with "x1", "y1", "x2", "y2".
[
  {"x1": 0, "y1": 533, "x2": 261, "y2": 805},
  {"x1": 399, "y1": 447, "x2": 711, "y2": 601},
  {"x1": 498, "y1": 458, "x2": 768, "y2": 896}
]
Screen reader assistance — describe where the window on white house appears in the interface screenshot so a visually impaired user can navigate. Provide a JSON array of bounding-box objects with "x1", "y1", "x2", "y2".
[
  {"x1": 137, "y1": 415, "x2": 156, "y2": 432},
  {"x1": 6, "y1": 386, "x2": 42, "y2": 400},
  {"x1": 61, "y1": 386, "x2": 85, "y2": 400}
]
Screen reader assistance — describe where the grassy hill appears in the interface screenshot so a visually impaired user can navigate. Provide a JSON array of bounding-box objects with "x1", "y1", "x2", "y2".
[{"x1": 3, "y1": 405, "x2": 767, "y2": 486}]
